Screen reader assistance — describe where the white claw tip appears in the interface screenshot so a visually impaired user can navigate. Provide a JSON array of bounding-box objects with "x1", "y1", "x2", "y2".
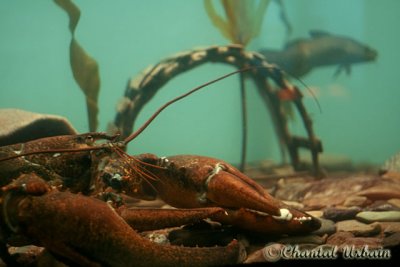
[
  {"x1": 293, "y1": 216, "x2": 313, "y2": 223},
  {"x1": 272, "y1": 208, "x2": 293, "y2": 221}
]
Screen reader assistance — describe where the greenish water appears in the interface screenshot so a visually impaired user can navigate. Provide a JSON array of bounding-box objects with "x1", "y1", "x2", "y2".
[{"x1": 0, "y1": 0, "x2": 399, "y2": 166}]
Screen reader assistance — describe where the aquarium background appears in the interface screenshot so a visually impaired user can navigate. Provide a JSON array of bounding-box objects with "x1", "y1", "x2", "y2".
[{"x1": 1, "y1": 0, "x2": 399, "y2": 167}]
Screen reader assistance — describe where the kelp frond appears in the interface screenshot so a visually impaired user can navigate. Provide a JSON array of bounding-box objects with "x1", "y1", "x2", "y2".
[
  {"x1": 204, "y1": 0, "x2": 271, "y2": 46},
  {"x1": 204, "y1": 0, "x2": 232, "y2": 41},
  {"x1": 54, "y1": 0, "x2": 100, "y2": 132}
]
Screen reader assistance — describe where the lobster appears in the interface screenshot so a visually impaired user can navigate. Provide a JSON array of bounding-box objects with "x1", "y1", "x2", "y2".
[{"x1": 0, "y1": 68, "x2": 320, "y2": 266}]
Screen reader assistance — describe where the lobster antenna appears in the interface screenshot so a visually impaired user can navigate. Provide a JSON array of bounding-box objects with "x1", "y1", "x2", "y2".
[
  {"x1": 0, "y1": 65, "x2": 312, "y2": 162},
  {"x1": 123, "y1": 67, "x2": 253, "y2": 145},
  {"x1": 0, "y1": 67, "x2": 253, "y2": 163},
  {"x1": 290, "y1": 74, "x2": 322, "y2": 114},
  {"x1": 0, "y1": 146, "x2": 106, "y2": 163}
]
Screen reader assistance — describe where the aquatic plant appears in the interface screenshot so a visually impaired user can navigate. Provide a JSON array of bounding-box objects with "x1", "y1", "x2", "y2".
[
  {"x1": 204, "y1": 0, "x2": 274, "y2": 170},
  {"x1": 54, "y1": 0, "x2": 100, "y2": 132},
  {"x1": 49, "y1": 0, "x2": 322, "y2": 176},
  {"x1": 204, "y1": 0, "x2": 271, "y2": 46}
]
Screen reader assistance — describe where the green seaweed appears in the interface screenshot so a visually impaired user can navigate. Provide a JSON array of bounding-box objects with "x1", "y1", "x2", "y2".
[
  {"x1": 54, "y1": 0, "x2": 100, "y2": 132},
  {"x1": 204, "y1": 0, "x2": 270, "y2": 46}
]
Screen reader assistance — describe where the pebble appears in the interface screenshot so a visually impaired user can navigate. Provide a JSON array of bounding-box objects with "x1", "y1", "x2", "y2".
[
  {"x1": 365, "y1": 200, "x2": 399, "y2": 211},
  {"x1": 383, "y1": 232, "x2": 400, "y2": 247},
  {"x1": 357, "y1": 186, "x2": 400, "y2": 200},
  {"x1": 144, "y1": 233, "x2": 169, "y2": 245},
  {"x1": 307, "y1": 210, "x2": 324, "y2": 218},
  {"x1": 356, "y1": 211, "x2": 400, "y2": 223},
  {"x1": 387, "y1": 198, "x2": 400, "y2": 208},
  {"x1": 343, "y1": 195, "x2": 369, "y2": 207},
  {"x1": 243, "y1": 247, "x2": 267, "y2": 263},
  {"x1": 282, "y1": 200, "x2": 304, "y2": 210},
  {"x1": 312, "y1": 218, "x2": 336, "y2": 236},
  {"x1": 380, "y1": 222, "x2": 400, "y2": 235},
  {"x1": 381, "y1": 152, "x2": 400, "y2": 173},
  {"x1": 323, "y1": 206, "x2": 362, "y2": 221},
  {"x1": 244, "y1": 243, "x2": 285, "y2": 263},
  {"x1": 327, "y1": 232, "x2": 383, "y2": 250},
  {"x1": 8, "y1": 245, "x2": 48, "y2": 266},
  {"x1": 326, "y1": 231, "x2": 354, "y2": 244},
  {"x1": 335, "y1": 220, "x2": 381, "y2": 236},
  {"x1": 382, "y1": 171, "x2": 400, "y2": 180}
]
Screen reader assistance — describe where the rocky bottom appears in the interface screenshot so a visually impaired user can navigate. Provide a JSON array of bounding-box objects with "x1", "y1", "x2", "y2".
[
  {"x1": 240, "y1": 160, "x2": 400, "y2": 264},
  {"x1": 3, "y1": 163, "x2": 400, "y2": 266}
]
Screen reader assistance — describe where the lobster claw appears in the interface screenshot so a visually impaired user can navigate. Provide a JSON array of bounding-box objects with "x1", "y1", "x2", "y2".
[
  {"x1": 212, "y1": 207, "x2": 321, "y2": 235},
  {"x1": 148, "y1": 155, "x2": 321, "y2": 234},
  {"x1": 136, "y1": 154, "x2": 298, "y2": 219},
  {"x1": 197, "y1": 160, "x2": 283, "y2": 217},
  {"x1": 106, "y1": 153, "x2": 321, "y2": 234}
]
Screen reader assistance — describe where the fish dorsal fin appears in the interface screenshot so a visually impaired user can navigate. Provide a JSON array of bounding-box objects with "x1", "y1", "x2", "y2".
[{"x1": 309, "y1": 30, "x2": 331, "y2": 38}]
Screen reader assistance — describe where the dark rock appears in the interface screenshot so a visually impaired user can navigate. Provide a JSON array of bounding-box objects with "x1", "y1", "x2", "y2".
[
  {"x1": 323, "y1": 206, "x2": 362, "y2": 221},
  {"x1": 312, "y1": 218, "x2": 336, "y2": 236}
]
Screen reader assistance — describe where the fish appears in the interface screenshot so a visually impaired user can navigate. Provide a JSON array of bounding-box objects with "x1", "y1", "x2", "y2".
[{"x1": 259, "y1": 30, "x2": 377, "y2": 78}]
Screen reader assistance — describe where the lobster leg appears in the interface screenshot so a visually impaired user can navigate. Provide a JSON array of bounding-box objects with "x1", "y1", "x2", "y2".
[
  {"x1": 1, "y1": 173, "x2": 245, "y2": 267},
  {"x1": 118, "y1": 207, "x2": 226, "y2": 231}
]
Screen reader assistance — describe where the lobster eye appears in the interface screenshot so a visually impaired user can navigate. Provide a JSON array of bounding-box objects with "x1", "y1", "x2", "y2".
[
  {"x1": 101, "y1": 172, "x2": 123, "y2": 191},
  {"x1": 85, "y1": 135, "x2": 94, "y2": 145},
  {"x1": 101, "y1": 172, "x2": 112, "y2": 184}
]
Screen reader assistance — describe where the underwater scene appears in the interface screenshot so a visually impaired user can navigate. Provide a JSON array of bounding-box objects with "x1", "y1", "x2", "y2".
[{"x1": 0, "y1": 0, "x2": 399, "y2": 266}]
